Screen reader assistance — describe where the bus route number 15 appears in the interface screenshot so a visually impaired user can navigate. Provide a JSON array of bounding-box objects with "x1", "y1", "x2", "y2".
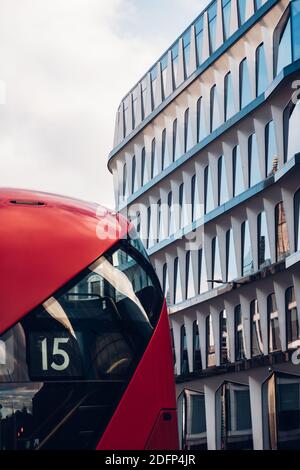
[{"x1": 41, "y1": 337, "x2": 70, "y2": 371}]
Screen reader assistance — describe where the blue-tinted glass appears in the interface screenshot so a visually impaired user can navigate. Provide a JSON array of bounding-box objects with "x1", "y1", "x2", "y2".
[
  {"x1": 256, "y1": 43, "x2": 268, "y2": 96},
  {"x1": 141, "y1": 78, "x2": 147, "y2": 120},
  {"x1": 218, "y1": 155, "x2": 229, "y2": 205},
  {"x1": 292, "y1": 1, "x2": 300, "y2": 61},
  {"x1": 237, "y1": 0, "x2": 247, "y2": 26},
  {"x1": 173, "y1": 118, "x2": 180, "y2": 161},
  {"x1": 184, "y1": 108, "x2": 193, "y2": 152},
  {"x1": 225, "y1": 72, "x2": 235, "y2": 121},
  {"x1": 204, "y1": 165, "x2": 214, "y2": 213},
  {"x1": 183, "y1": 30, "x2": 191, "y2": 78},
  {"x1": 172, "y1": 43, "x2": 179, "y2": 88},
  {"x1": 255, "y1": 0, "x2": 263, "y2": 10},
  {"x1": 195, "y1": 16, "x2": 204, "y2": 66},
  {"x1": 212, "y1": 237, "x2": 222, "y2": 287},
  {"x1": 197, "y1": 97, "x2": 206, "y2": 142},
  {"x1": 161, "y1": 54, "x2": 168, "y2": 100},
  {"x1": 222, "y1": 0, "x2": 231, "y2": 41},
  {"x1": 258, "y1": 211, "x2": 271, "y2": 268},
  {"x1": 211, "y1": 85, "x2": 221, "y2": 131},
  {"x1": 193, "y1": 322, "x2": 203, "y2": 371},
  {"x1": 249, "y1": 134, "x2": 261, "y2": 187},
  {"x1": 265, "y1": 121, "x2": 277, "y2": 176},
  {"x1": 209, "y1": 17, "x2": 217, "y2": 54},
  {"x1": 226, "y1": 229, "x2": 238, "y2": 281},
  {"x1": 242, "y1": 220, "x2": 254, "y2": 276},
  {"x1": 240, "y1": 58, "x2": 252, "y2": 109},
  {"x1": 287, "y1": 102, "x2": 300, "y2": 161},
  {"x1": 151, "y1": 66, "x2": 158, "y2": 109},
  {"x1": 162, "y1": 128, "x2": 170, "y2": 170},
  {"x1": 233, "y1": 145, "x2": 244, "y2": 196},
  {"x1": 277, "y1": 18, "x2": 292, "y2": 75}
]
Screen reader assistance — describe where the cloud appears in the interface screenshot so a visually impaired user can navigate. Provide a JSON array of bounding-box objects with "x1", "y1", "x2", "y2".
[{"x1": 0, "y1": 0, "x2": 209, "y2": 208}]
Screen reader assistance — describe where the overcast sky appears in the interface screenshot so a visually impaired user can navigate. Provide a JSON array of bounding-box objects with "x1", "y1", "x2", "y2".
[{"x1": 0, "y1": 0, "x2": 209, "y2": 208}]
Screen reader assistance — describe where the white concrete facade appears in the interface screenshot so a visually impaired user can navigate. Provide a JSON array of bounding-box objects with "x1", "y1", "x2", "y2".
[{"x1": 108, "y1": 0, "x2": 300, "y2": 450}]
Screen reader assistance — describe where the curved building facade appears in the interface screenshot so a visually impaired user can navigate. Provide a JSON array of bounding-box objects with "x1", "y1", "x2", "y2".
[{"x1": 108, "y1": 0, "x2": 300, "y2": 450}]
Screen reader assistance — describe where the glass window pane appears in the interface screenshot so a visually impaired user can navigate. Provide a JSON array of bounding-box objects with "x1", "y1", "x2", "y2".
[
  {"x1": 163, "y1": 263, "x2": 171, "y2": 306},
  {"x1": 151, "y1": 138, "x2": 158, "y2": 178},
  {"x1": 204, "y1": 165, "x2": 214, "y2": 213},
  {"x1": 286, "y1": 287, "x2": 299, "y2": 349},
  {"x1": 199, "y1": 248, "x2": 209, "y2": 294},
  {"x1": 150, "y1": 66, "x2": 158, "y2": 110},
  {"x1": 235, "y1": 305, "x2": 246, "y2": 360},
  {"x1": 225, "y1": 72, "x2": 235, "y2": 121},
  {"x1": 183, "y1": 30, "x2": 191, "y2": 78},
  {"x1": 162, "y1": 128, "x2": 171, "y2": 170},
  {"x1": 168, "y1": 191, "x2": 175, "y2": 236},
  {"x1": 211, "y1": 85, "x2": 221, "y2": 132},
  {"x1": 161, "y1": 54, "x2": 168, "y2": 100},
  {"x1": 197, "y1": 97, "x2": 206, "y2": 142},
  {"x1": 277, "y1": 18, "x2": 292, "y2": 75},
  {"x1": 206, "y1": 315, "x2": 216, "y2": 367},
  {"x1": 191, "y1": 393, "x2": 206, "y2": 434},
  {"x1": 276, "y1": 375, "x2": 300, "y2": 449},
  {"x1": 242, "y1": 220, "x2": 254, "y2": 276},
  {"x1": 123, "y1": 163, "x2": 127, "y2": 199},
  {"x1": 141, "y1": 78, "x2": 147, "y2": 120},
  {"x1": 212, "y1": 237, "x2": 222, "y2": 287},
  {"x1": 174, "y1": 257, "x2": 183, "y2": 304},
  {"x1": 287, "y1": 102, "x2": 300, "y2": 161},
  {"x1": 268, "y1": 294, "x2": 281, "y2": 352},
  {"x1": 223, "y1": 383, "x2": 253, "y2": 450},
  {"x1": 172, "y1": 43, "x2": 179, "y2": 88},
  {"x1": 184, "y1": 108, "x2": 193, "y2": 152},
  {"x1": 237, "y1": 0, "x2": 247, "y2": 26},
  {"x1": 132, "y1": 156, "x2": 137, "y2": 193},
  {"x1": 180, "y1": 326, "x2": 189, "y2": 374},
  {"x1": 258, "y1": 211, "x2": 271, "y2": 268},
  {"x1": 222, "y1": 0, "x2": 231, "y2": 41},
  {"x1": 275, "y1": 202, "x2": 290, "y2": 261},
  {"x1": 233, "y1": 145, "x2": 245, "y2": 196},
  {"x1": 292, "y1": 0, "x2": 300, "y2": 61},
  {"x1": 295, "y1": 189, "x2": 300, "y2": 252},
  {"x1": 220, "y1": 310, "x2": 229, "y2": 364},
  {"x1": 208, "y1": 3, "x2": 217, "y2": 54},
  {"x1": 141, "y1": 147, "x2": 148, "y2": 186},
  {"x1": 173, "y1": 118, "x2": 181, "y2": 161},
  {"x1": 251, "y1": 300, "x2": 263, "y2": 356},
  {"x1": 256, "y1": 43, "x2": 268, "y2": 96},
  {"x1": 266, "y1": 121, "x2": 277, "y2": 176},
  {"x1": 193, "y1": 322, "x2": 202, "y2": 371},
  {"x1": 218, "y1": 155, "x2": 229, "y2": 205},
  {"x1": 249, "y1": 133, "x2": 261, "y2": 187},
  {"x1": 226, "y1": 229, "x2": 238, "y2": 281},
  {"x1": 240, "y1": 58, "x2": 252, "y2": 109}
]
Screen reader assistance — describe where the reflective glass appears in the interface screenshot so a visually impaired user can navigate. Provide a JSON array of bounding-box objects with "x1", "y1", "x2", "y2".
[
  {"x1": 180, "y1": 326, "x2": 189, "y2": 375},
  {"x1": 222, "y1": 0, "x2": 231, "y2": 41},
  {"x1": 141, "y1": 147, "x2": 148, "y2": 186},
  {"x1": 173, "y1": 118, "x2": 181, "y2": 161},
  {"x1": 192, "y1": 173, "x2": 202, "y2": 221},
  {"x1": 212, "y1": 237, "x2": 222, "y2": 288},
  {"x1": 218, "y1": 155, "x2": 229, "y2": 205},
  {"x1": 162, "y1": 128, "x2": 171, "y2": 171},
  {"x1": 132, "y1": 156, "x2": 137, "y2": 194},
  {"x1": 150, "y1": 66, "x2": 158, "y2": 110},
  {"x1": 220, "y1": 310, "x2": 229, "y2": 364},
  {"x1": 237, "y1": 0, "x2": 247, "y2": 26},
  {"x1": 163, "y1": 263, "x2": 171, "y2": 307},
  {"x1": 233, "y1": 145, "x2": 244, "y2": 196},
  {"x1": 204, "y1": 165, "x2": 214, "y2": 214},
  {"x1": 199, "y1": 249, "x2": 209, "y2": 294},
  {"x1": 208, "y1": 3, "x2": 217, "y2": 54},
  {"x1": 256, "y1": 43, "x2": 268, "y2": 96},
  {"x1": 240, "y1": 58, "x2": 252, "y2": 109},
  {"x1": 268, "y1": 293, "x2": 281, "y2": 352},
  {"x1": 193, "y1": 322, "x2": 202, "y2": 371},
  {"x1": 174, "y1": 257, "x2": 183, "y2": 304},
  {"x1": 242, "y1": 220, "x2": 254, "y2": 276},
  {"x1": 224, "y1": 72, "x2": 235, "y2": 121},
  {"x1": 211, "y1": 85, "x2": 221, "y2": 132},
  {"x1": 226, "y1": 229, "x2": 238, "y2": 281},
  {"x1": 151, "y1": 138, "x2": 158, "y2": 179},
  {"x1": 206, "y1": 315, "x2": 216, "y2": 367},
  {"x1": 286, "y1": 287, "x2": 299, "y2": 349},
  {"x1": 183, "y1": 30, "x2": 191, "y2": 78},
  {"x1": 141, "y1": 78, "x2": 147, "y2": 120},
  {"x1": 184, "y1": 108, "x2": 193, "y2": 152},
  {"x1": 197, "y1": 97, "x2": 206, "y2": 142},
  {"x1": 186, "y1": 251, "x2": 196, "y2": 299},
  {"x1": 266, "y1": 121, "x2": 277, "y2": 176},
  {"x1": 235, "y1": 305, "x2": 245, "y2": 360},
  {"x1": 161, "y1": 54, "x2": 168, "y2": 100},
  {"x1": 168, "y1": 191, "x2": 175, "y2": 236},
  {"x1": 172, "y1": 43, "x2": 179, "y2": 88},
  {"x1": 277, "y1": 18, "x2": 292, "y2": 75},
  {"x1": 123, "y1": 163, "x2": 127, "y2": 199},
  {"x1": 258, "y1": 211, "x2": 271, "y2": 268},
  {"x1": 250, "y1": 300, "x2": 263, "y2": 356},
  {"x1": 287, "y1": 102, "x2": 300, "y2": 161},
  {"x1": 275, "y1": 202, "x2": 290, "y2": 261},
  {"x1": 276, "y1": 374, "x2": 300, "y2": 449},
  {"x1": 249, "y1": 133, "x2": 261, "y2": 187},
  {"x1": 295, "y1": 189, "x2": 300, "y2": 251},
  {"x1": 292, "y1": 1, "x2": 300, "y2": 61}
]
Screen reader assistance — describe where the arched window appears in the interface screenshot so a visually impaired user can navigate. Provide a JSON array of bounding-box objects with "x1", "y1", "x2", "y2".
[
  {"x1": 193, "y1": 321, "x2": 202, "y2": 371},
  {"x1": 161, "y1": 128, "x2": 170, "y2": 170},
  {"x1": 211, "y1": 84, "x2": 221, "y2": 132},
  {"x1": 141, "y1": 147, "x2": 147, "y2": 186},
  {"x1": 224, "y1": 71, "x2": 235, "y2": 121},
  {"x1": 248, "y1": 133, "x2": 261, "y2": 187},
  {"x1": 265, "y1": 121, "x2": 277, "y2": 177},
  {"x1": 242, "y1": 220, "x2": 253, "y2": 276},
  {"x1": 237, "y1": 0, "x2": 247, "y2": 26},
  {"x1": 268, "y1": 293, "x2": 281, "y2": 352},
  {"x1": 250, "y1": 299, "x2": 263, "y2": 356},
  {"x1": 208, "y1": 2, "x2": 217, "y2": 54},
  {"x1": 174, "y1": 257, "x2": 183, "y2": 304},
  {"x1": 151, "y1": 138, "x2": 157, "y2": 179},
  {"x1": 257, "y1": 211, "x2": 271, "y2": 268},
  {"x1": 197, "y1": 97, "x2": 206, "y2": 142},
  {"x1": 220, "y1": 310, "x2": 229, "y2": 364},
  {"x1": 212, "y1": 236, "x2": 222, "y2": 288},
  {"x1": 132, "y1": 155, "x2": 137, "y2": 194},
  {"x1": 218, "y1": 155, "x2": 229, "y2": 205},
  {"x1": 276, "y1": 17, "x2": 292, "y2": 76},
  {"x1": 294, "y1": 189, "x2": 300, "y2": 252},
  {"x1": 275, "y1": 201, "x2": 290, "y2": 261},
  {"x1": 122, "y1": 162, "x2": 127, "y2": 199},
  {"x1": 235, "y1": 305, "x2": 245, "y2": 360},
  {"x1": 180, "y1": 325, "x2": 189, "y2": 375},
  {"x1": 222, "y1": 0, "x2": 231, "y2": 41},
  {"x1": 226, "y1": 228, "x2": 238, "y2": 281},
  {"x1": 240, "y1": 58, "x2": 251, "y2": 109},
  {"x1": 233, "y1": 145, "x2": 244, "y2": 197},
  {"x1": 162, "y1": 263, "x2": 170, "y2": 306},
  {"x1": 184, "y1": 108, "x2": 193, "y2": 152},
  {"x1": 204, "y1": 165, "x2": 214, "y2": 214},
  {"x1": 186, "y1": 250, "x2": 195, "y2": 299},
  {"x1": 206, "y1": 315, "x2": 216, "y2": 367},
  {"x1": 286, "y1": 286, "x2": 299, "y2": 349},
  {"x1": 173, "y1": 118, "x2": 180, "y2": 161},
  {"x1": 256, "y1": 43, "x2": 268, "y2": 96}
]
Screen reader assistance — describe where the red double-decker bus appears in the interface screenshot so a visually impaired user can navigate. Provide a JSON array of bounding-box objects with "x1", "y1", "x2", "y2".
[{"x1": 0, "y1": 188, "x2": 178, "y2": 450}]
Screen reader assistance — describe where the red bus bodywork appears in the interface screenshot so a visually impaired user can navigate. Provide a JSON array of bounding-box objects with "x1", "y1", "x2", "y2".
[{"x1": 0, "y1": 188, "x2": 178, "y2": 450}]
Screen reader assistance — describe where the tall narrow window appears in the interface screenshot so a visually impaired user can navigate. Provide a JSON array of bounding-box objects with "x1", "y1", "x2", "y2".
[
  {"x1": 151, "y1": 138, "x2": 158, "y2": 179},
  {"x1": 295, "y1": 189, "x2": 300, "y2": 252},
  {"x1": 248, "y1": 133, "x2": 261, "y2": 187},
  {"x1": 195, "y1": 17, "x2": 204, "y2": 67},
  {"x1": 173, "y1": 118, "x2": 180, "y2": 161},
  {"x1": 157, "y1": 199, "x2": 161, "y2": 244},
  {"x1": 242, "y1": 220, "x2": 253, "y2": 276},
  {"x1": 276, "y1": 18, "x2": 292, "y2": 76},
  {"x1": 186, "y1": 250, "x2": 195, "y2": 299},
  {"x1": 150, "y1": 66, "x2": 158, "y2": 110},
  {"x1": 191, "y1": 173, "x2": 201, "y2": 222},
  {"x1": 256, "y1": 43, "x2": 268, "y2": 96},
  {"x1": 265, "y1": 121, "x2": 277, "y2": 177},
  {"x1": 172, "y1": 43, "x2": 179, "y2": 89},
  {"x1": 235, "y1": 305, "x2": 245, "y2": 361},
  {"x1": 286, "y1": 286, "x2": 299, "y2": 349},
  {"x1": 141, "y1": 147, "x2": 147, "y2": 186},
  {"x1": 212, "y1": 236, "x2": 222, "y2": 288},
  {"x1": 122, "y1": 162, "x2": 127, "y2": 199},
  {"x1": 123, "y1": 101, "x2": 129, "y2": 138},
  {"x1": 179, "y1": 183, "x2": 187, "y2": 229},
  {"x1": 193, "y1": 321, "x2": 202, "y2": 371},
  {"x1": 180, "y1": 325, "x2": 189, "y2": 375},
  {"x1": 132, "y1": 88, "x2": 138, "y2": 129},
  {"x1": 275, "y1": 201, "x2": 290, "y2": 261},
  {"x1": 199, "y1": 248, "x2": 209, "y2": 294},
  {"x1": 161, "y1": 54, "x2": 168, "y2": 100},
  {"x1": 204, "y1": 165, "x2": 214, "y2": 214},
  {"x1": 208, "y1": 3, "x2": 217, "y2": 54},
  {"x1": 197, "y1": 97, "x2": 206, "y2": 142},
  {"x1": 174, "y1": 257, "x2": 183, "y2": 304},
  {"x1": 257, "y1": 211, "x2": 271, "y2": 268},
  {"x1": 286, "y1": 101, "x2": 300, "y2": 162},
  {"x1": 168, "y1": 191, "x2": 175, "y2": 236},
  {"x1": 220, "y1": 310, "x2": 229, "y2": 364},
  {"x1": 147, "y1": 206, "x2": 151, "y2": 249},
  {"x1": 163, "y1": 263, "x2": 170, "y2": 306},
  {"x1": 132, "y1": 155, "x2": 137, "y2": 194},
  {"x1": 206, "y1": 315, "x2": 216, "y2": 367},
  {"x1": 211, "y1": 85, "x2": 221, "y2": 132},
  {"x1": 183, "y1": 30, "x2": 191, "y2": 78},
  {"x1": 218, "y1": 155, "x2": 229, "y2": 206},
  {"x1": 161, "y1": 128, "x2": 170, "y2": 170},
  {"x1": 233, "y1": 145, "x2": 244, "y2": 197},
  {"x1": 184, "y1": 108, "x2": 193, "y2": 153},
  {"x1": 250, "y1": 299, "x2": 263, "y2": 356},
  {"x1": 226, "y1": 229, "x2": 238, "y2": 281},
  {"x1": 237, "y1": 0, "x2": 247, "y2": 26},
  {"x1": 141, "y1": 78, "x2": 147, "y2": 120},
  {"x1": 240, "y1": 58, "x2": 252, "y2": 109},
  {"x1": 222, "y1": 0, "x2": 231, "y2": 41},
  {"x1": 224, "y1": 72, "x2": 235, "y2": 121},
  {"x1": 268, "y1": 293, "x2": 281, "y2": 352}
]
